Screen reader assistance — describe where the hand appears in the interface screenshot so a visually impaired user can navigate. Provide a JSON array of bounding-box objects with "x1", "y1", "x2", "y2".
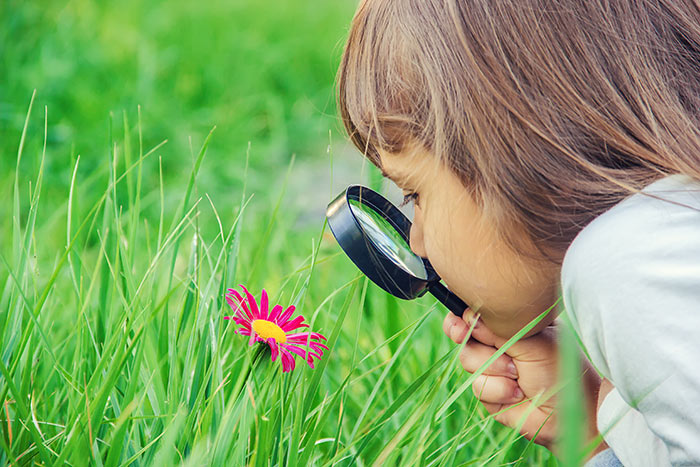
[{"x1": 444, "y1": 311, "x2": 560, "y2": 447}]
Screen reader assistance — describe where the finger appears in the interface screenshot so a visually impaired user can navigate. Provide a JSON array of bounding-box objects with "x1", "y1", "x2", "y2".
[
  {"x1": 459, "y1": 341, "x2": 518, "y2": 379},
  {"x1": 482, "y1": 401, "x2": 556, "y2": 444},
  {"x1": 470, "y1": 320, "x2": 507, "y2": 348},
  {"x1": 471, "y1": 375, "x2": 524, "y2": 404},
  {"x1": 443, "y1": 312, "x2": 474, "y2": 344},
  {"x1": 442, "y1": 310, "x2": 505, "y2": 349},
  {"x1": 481, "y1": 401, "x2": 503, "y2": 414}
]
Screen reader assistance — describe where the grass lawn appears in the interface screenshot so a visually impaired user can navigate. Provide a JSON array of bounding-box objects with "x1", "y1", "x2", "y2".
[{"x1": 0, "y1": 1, "x2": 584, "y2": 465}]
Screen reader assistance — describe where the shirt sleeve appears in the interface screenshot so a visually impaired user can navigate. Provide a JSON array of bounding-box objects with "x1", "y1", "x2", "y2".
[{"x1": 561, "y1": 175, "x2": 700, "y2": 466}]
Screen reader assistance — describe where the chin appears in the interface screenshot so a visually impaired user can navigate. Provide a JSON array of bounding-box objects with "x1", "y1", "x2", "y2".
[{"x1": 482, "y1": 307, "x2": 560, "y2": 340}]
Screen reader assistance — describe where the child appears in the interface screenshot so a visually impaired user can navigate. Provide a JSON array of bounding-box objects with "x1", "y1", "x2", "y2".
[{"x1": 337, "y1": 1, "x2": 700, "y2": 465}]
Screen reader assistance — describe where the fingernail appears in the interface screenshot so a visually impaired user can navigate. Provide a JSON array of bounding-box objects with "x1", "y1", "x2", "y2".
[
  {"x1": 514, "y1": 387, "x2": 524, "y2": 400},
  {"x1": 507, "y1": 362, "x2": 518, "y2": 378}
]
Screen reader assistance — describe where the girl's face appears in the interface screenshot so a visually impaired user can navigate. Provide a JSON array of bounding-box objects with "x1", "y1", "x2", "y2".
[{"x1": 379, "y1": 147, "x2": 561, "y2": 338}]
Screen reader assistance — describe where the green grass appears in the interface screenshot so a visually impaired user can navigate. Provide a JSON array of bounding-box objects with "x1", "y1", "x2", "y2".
[
  {"x1": 0, "y1": 97, "x2": 560, "y2": 466},
  {"x1": 0, "y1": 1, "x2": 592, "y2": 465}
]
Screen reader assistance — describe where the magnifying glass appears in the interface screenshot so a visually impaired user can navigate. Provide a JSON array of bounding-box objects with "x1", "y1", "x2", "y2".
[{"x1": 326, "y1": 185, "x2": 468, "y2": 317}]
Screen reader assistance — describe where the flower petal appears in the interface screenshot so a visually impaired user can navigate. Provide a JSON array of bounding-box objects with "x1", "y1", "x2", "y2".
[
  {"x1": 260, "y1": 289, "x2": 269, "y2": 320},
  {"x1": 281, "y1": 315, "x2": 308, "y2": 332},
  {"x1": 285, "y1": 339, "x2": 327, "y2": 356},
  {"x1": 285, "y1": 342, "x2": 325, "y2": 359},
  {"x1": 267, "y1": 338, "x2": 279, "y2": 362},
  {"x1": 233, "y1": 314, "x2": 253, "y2": 328},
  {"x1": 226, "y1": 289, "x2": 253, "y2": 321},
  {"x1": 239, "y1": 285, "x2": 260, "y2": 319},
  {"x1": 235, "y1": 309, "x2": 250, "y2": 323},
  {"x1": 280, "y1": 348, "x2": 296, "y2": 373},
  {"x1": 286, "y1": 332, "x2": 326, "y2": 342},
  {"x1": 308, "y1": 343, "x2": 329, "y2": 356},
  {"x1": 278, "y1": 305, "x2": 296, "y2": 325},
  {"x1": 268, "y1": 304, "x2": 283, "y2": 322},
  {"x1": 231, "y1": 317, "x2": 251, "y2": 328},
  {"x1": 280, "y1": 343, "x2": 310, "y2": 359}
]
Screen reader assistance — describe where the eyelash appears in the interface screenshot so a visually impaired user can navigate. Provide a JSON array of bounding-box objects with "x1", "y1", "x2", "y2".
[{"x1": 400, "y1": 192, "x2": 419, "y2": 207}]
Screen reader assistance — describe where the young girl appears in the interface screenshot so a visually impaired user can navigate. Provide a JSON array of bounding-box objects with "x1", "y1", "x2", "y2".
[{"x1": 337, "y1": 1, "x2": 700, "y2": 465}]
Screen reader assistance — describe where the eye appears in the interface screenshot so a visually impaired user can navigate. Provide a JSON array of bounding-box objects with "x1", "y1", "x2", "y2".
[{"x1": 400, "y1": 192, "x2": 419, "y2": 207}]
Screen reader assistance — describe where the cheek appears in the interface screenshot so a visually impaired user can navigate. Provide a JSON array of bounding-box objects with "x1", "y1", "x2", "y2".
[
  {"x1": 419, "y1": 198, "x2": 504, "y2": 304},
  {"x1": 420, "y1": 205, "x2": 470, "y2": 282},
  {"x1": 426, "y1": 207, "x2": 560, "y2": 332},
  {"x1": 410, "y1": 180, "x2": 560, "y2": 335}
]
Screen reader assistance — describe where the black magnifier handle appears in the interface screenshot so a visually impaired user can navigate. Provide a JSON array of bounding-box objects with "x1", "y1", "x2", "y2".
[{"x1": 428, "y1": 282, "x2": 468, "y2": 317}]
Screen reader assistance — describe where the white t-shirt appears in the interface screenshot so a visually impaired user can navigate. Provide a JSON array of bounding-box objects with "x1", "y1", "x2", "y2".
[{"x1": 561, "y1": 174, "x2": 700, "y2": 466}]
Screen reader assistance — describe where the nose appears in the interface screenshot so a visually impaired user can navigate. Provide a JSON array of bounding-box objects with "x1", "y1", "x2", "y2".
[{"x1": 409, "y1": 211, "x2": 427, "y2": 259}]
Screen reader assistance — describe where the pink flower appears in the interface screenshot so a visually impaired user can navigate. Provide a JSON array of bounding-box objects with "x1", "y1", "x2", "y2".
[{"x1": 224, "y1": 285, "x2": 328, "y2": 373}]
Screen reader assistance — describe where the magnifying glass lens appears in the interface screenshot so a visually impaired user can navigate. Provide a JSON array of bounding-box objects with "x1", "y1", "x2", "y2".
[{"x1": 348, "y1": 199, "x2": 428, "y2": 280}]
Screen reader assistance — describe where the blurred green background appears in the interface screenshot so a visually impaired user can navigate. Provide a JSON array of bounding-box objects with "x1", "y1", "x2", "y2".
[
  {"x1": 1, "y1": 0, "x2": 357, "y2": 213},
  {"x1": 0, "y1": 0, "x2": 367, "y2": 295}
]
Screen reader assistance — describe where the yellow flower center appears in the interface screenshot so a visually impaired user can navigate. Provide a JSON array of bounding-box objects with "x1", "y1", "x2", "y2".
[{"x1": 252, "y1": 319, "x2": 287, "y2": 344}]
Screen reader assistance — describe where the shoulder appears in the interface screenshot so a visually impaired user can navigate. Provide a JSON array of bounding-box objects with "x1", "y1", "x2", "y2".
[
  {"x1": 561, "y1": 175, "x2": 700, "y2": 374},
  {"x1": 562, "y1": 174, "x2": 700, "y2": 326},
  {"x1": 563, "y1": 175, "x2": 700, "y2": 287}
]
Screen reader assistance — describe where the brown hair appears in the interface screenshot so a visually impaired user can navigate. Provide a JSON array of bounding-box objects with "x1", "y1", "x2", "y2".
[{"x1": 338, "y1": 0, "x2": 700, "y2": 262}]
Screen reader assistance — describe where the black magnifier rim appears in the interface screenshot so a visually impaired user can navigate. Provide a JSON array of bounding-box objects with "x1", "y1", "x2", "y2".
[
  {"x1": 326, "y1": 185, "x2": 440, "y2": 300},
  {"x1": 345, "y1": 187, "x2": 436, "y2": 278}
]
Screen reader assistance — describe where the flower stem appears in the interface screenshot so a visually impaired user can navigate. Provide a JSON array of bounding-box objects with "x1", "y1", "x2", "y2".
[{"x1": 231, "y1": 345, "x2": 267, "y2": 400}]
